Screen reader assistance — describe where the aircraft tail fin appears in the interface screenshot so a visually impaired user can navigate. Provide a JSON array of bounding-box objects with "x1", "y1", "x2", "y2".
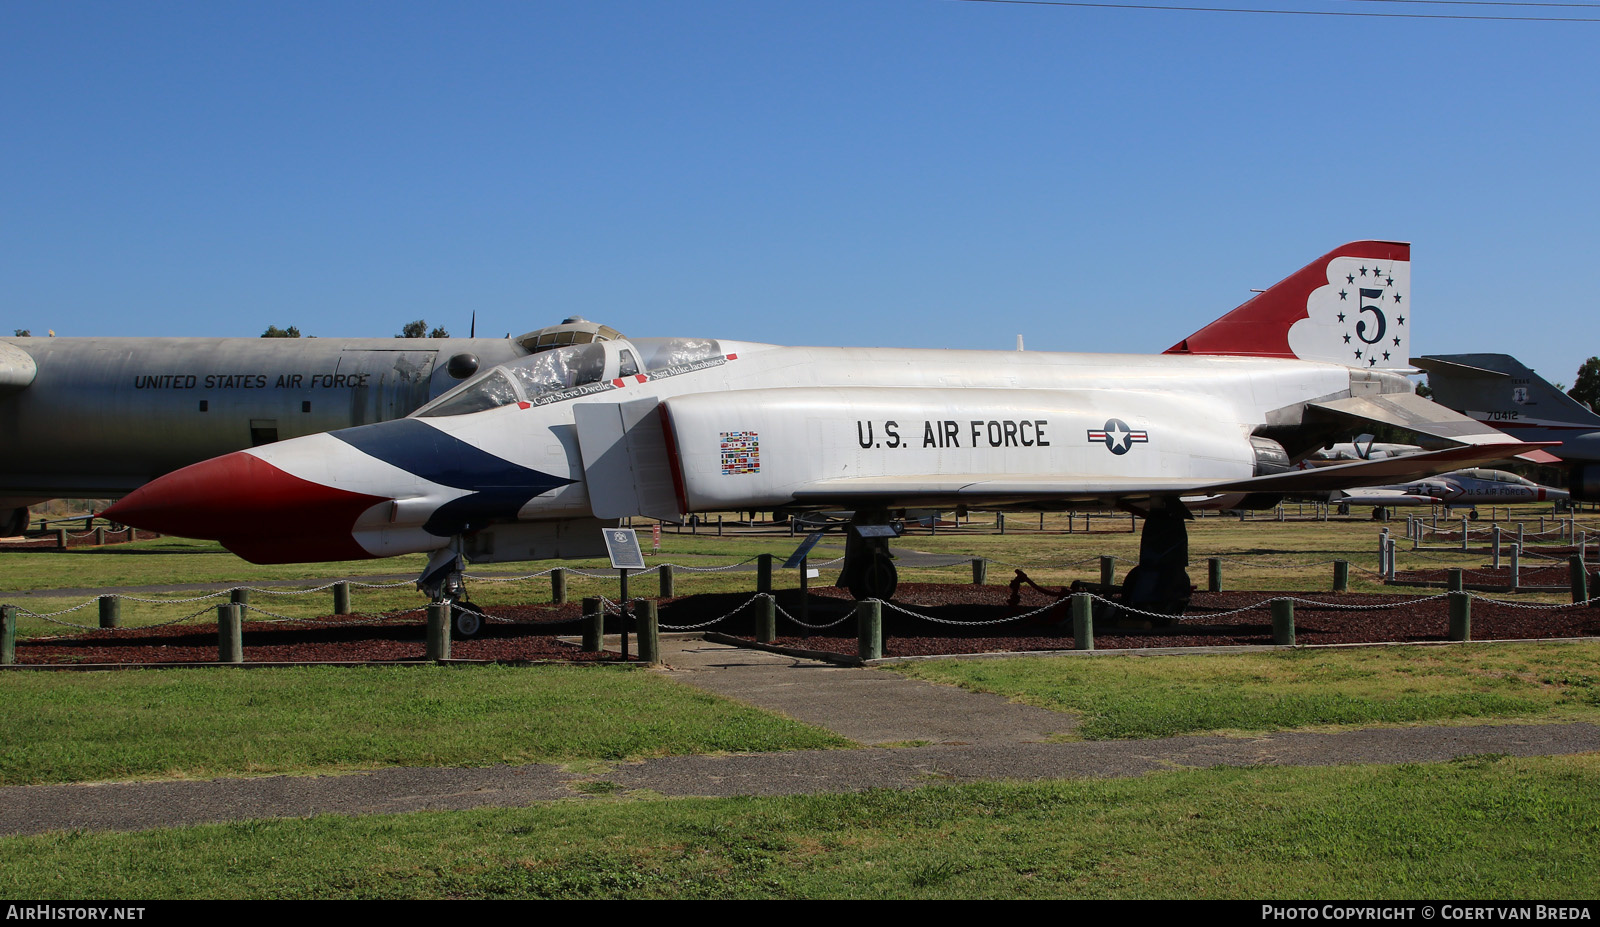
[
  {"x1": 1414, "y1": 354, "x2": 1600, "y2": 431},
  {"x1": 1165, "y1": 241, "x2": 1411, "y2": 369}
]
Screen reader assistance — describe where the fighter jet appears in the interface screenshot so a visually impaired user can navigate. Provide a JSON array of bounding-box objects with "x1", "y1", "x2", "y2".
[
  {"x1": 0, "y1": 323, "x2": 630, "y2": 534},
  {"x1": 1413, "y1": 353, "x2": 1600, "y2": 501},
  {"x1": 108, "y1": 241, "x2": 1555, "y2": 630},
  {"x1": 1306, "y1": 434, "x2": 1424, "y2": 464},
  {"x1": 1335, "y1": 467, "x2": 1568, "y2": 517}
]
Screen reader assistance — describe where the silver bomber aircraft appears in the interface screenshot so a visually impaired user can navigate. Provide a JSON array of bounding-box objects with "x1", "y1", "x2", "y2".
[
  {"x1": 108, "y1": 242, "x2": 1559, "y2": 630},
  {"x1": 0, "y1": 327, "x2": 632, "y2": 534}
]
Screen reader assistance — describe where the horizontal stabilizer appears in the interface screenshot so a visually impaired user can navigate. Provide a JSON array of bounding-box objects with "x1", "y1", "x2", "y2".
[
  {"x1": 1409, "y1": 356, "x2": 1511, "y2": 381},
  {"x1": 1205, "y1": 443, "x2": 1557, "y2": 494},
  {"x1": 1307, "y1": 392, "x2": 1518, "y2": 446}
]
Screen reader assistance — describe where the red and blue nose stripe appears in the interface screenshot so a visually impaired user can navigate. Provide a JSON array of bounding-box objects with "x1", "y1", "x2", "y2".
[
  {"x1": 330, "y1": 419, "x2": 574, "y2": 536},
  {"x1": 104, "y1": 450, "x2": 391, "y2": 563},
  {"x1": 107, "y1": 419, "x2": 576, "y2": 565}
]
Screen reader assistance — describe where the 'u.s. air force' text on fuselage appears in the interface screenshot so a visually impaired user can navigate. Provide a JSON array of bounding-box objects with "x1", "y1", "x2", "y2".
[{"x1": 856, "y1": 419, "x2": 1052, "y2": 449}]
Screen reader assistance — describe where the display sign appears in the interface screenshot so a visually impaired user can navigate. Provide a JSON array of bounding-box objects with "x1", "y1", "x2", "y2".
[{"x1": 602, "y1": 527, "x2": 646, "y2": 571}]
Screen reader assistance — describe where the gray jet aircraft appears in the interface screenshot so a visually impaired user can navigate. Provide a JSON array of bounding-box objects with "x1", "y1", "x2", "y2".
[
  {"x1": 1413, "y1": 353, "x2": 1600, "y2": 501},
  {"x1": 1335, "y1": 467, "x2": 1567, "y2": 517}
]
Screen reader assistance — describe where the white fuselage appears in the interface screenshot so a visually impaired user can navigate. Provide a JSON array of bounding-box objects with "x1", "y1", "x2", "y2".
[{"x1": 243, "y1": 339, "x2": 1387, "y2": 560}]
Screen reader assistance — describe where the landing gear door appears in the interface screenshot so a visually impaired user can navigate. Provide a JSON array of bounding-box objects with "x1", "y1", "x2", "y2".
[{"x1": 573, "y1": 397, "x2": 684, "y2": 523}]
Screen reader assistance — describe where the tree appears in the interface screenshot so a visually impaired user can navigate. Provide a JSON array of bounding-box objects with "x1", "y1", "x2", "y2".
[
  {"x1": 261, "y1": 325, "x2": 301, "y2": 338},
  {"x1": 12, "y1": 329, "x2": 29, "y2": 337},
  {"x1": 397, "y1": 320, "x2": 448, "y2": 338},
  {"x1": 1570, "y1": 357, "x2": 1600, "y2": 412}
]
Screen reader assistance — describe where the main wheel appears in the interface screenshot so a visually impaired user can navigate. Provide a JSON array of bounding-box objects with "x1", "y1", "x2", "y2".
[
  {"x1": 1, "y1": 507, "x2": 28, "y2": 537},
  {"x1": 1120, "y1": 564, "x2": 1192, "y2": 622},
  {"x1": 450, "y1": 600, "x2": 484, "y2": 638},
  {"x1": 847, "y1": 553, "x2": 898, "y2": 601}
]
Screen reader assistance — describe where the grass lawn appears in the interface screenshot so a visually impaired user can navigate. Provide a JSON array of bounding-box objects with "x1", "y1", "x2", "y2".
[
  {"x1": 3, "y1": 755, "x2": 1598, "y2": 899},
  {"x1": 0, "y1": 664, "x2": 851, "y2": 786},
  {"x1": 889, "y1": 641, "x2": 1600, "y2": 739}
]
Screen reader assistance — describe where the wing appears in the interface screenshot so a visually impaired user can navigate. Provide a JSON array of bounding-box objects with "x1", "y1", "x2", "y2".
[{"x1": 788, "y1": 443, "x2": 1550, "y2": 509}]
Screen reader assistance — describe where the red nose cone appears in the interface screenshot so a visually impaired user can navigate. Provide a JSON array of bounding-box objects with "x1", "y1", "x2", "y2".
[{"x1": 106, "y1": 452, "x2": 390, "y2": 564}]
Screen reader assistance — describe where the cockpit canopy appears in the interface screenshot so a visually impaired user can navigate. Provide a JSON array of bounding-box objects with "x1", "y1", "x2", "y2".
[
  {"x1": 1453, "y1": 468, "x2": 1537, "y2": 487},
  {"x1": 414, "y1": 328, "x2": 723, "y2": 418}
]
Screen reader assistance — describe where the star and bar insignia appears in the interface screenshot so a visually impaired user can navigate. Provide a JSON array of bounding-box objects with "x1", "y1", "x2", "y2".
[{"x1": 1087, "y1": 418, "x2": 1148, "y2": 455}]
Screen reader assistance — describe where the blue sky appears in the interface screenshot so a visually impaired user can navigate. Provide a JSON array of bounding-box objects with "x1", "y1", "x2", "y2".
[{"x1": 4, "y1": 0, "x2": 1597, "y2": 385}]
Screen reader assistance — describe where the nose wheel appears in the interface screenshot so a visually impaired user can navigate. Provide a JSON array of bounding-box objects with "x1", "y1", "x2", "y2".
[
  {"x1": 443, "y1": 596, "x2": 484, "y2": 638},
  {"x1": 418, "y1": 544, "x2": 484, "y2": 639}
]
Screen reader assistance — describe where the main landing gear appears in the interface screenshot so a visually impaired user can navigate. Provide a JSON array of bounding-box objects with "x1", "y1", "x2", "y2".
[
  {"x1": 418, "y1": 545, "x2": 485, "y2": 638},
  {"x1": 838, "y1": 518, "x2": 900, "y2": 601},
  {"x1": 1, "y1": 507, "x2": 28, "y2": 538},
  {"x1": 1118, "y1": 500, "x2": 1194, "y2": 621}
]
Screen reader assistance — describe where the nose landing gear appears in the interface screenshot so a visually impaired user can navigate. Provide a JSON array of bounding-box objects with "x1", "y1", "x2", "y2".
[{"x1": 418, "y1": 544, "x2": 485, "y2": 638}]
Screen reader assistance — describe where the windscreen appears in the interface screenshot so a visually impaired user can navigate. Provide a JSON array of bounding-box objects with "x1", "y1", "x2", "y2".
[
  {"x1": 639, "y1": 338, "x2": 722, "y2": 371},
  {"x1": 416, "y1": 343, "x2": 607, "y2": 417}
]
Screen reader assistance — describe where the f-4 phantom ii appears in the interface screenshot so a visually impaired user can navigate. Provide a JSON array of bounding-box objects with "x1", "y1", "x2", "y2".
[
  {"x1": 109, "y1": 241, "x2": 1558, "y2": 628},
  {"x1": 1334, "y1": 467, "x2": 1568, "y2": 516}
]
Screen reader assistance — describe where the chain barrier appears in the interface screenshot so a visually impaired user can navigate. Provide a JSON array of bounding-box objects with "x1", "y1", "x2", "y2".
[
  {"x1": 977, "y1": 555, "x2": 1105, "y2": 570},
  {"x1": 660, "y1": 593, "x2": 768, "y2": 631},
  {"x1": 878, "y1": 596, "x2": 1066, "y2": 627},
  {"x1": 28, "y1": 602, "x2": 221, "y2": 632},
  {"x1": 1464, "y1": 592, "x2": 1600, "y2": 609},
  {"x1": 9, "y1": 535, "x2": 1596, "y2": 636},
  {"x1": 773, "y1": 600, "x2": 856, "y2": 631},
  {"x1": 237, "y1": 602, "x2": 418, "y2": 626},
  {"x1": 1206, "y1": 555, "x2": 1346, "y2": 569}
]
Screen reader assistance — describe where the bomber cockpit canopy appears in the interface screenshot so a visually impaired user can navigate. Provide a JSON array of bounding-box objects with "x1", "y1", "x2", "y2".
[
  {"x1": 414, "y1": 319, "x2": 723, "y2": 418},
  {"x1": 513, "y1": 316, "x2": 625, "y2": 353}
]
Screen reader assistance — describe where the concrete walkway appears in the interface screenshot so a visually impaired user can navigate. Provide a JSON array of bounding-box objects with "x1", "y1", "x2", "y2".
[{"x1": 4, "y1": 636, "x2": 1599, "y2": 837}]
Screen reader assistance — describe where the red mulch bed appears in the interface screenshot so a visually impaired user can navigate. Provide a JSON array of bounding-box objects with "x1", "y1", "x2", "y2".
[
  {"x1": 11, "y1": 582, "x2": 1600, "y2": 665},
  {"x1": 13, "y1": 602, "x2": 623, "y2": 665},
  {"x1": 685, "y1": 583, "x2": 1600, "y2": 659},
  {"x1": 1393, "y1": 561, "x2": 1590, "y2": 588}
]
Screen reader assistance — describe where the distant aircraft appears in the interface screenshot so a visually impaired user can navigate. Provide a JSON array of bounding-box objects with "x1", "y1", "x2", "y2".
[
  {"x1": 0, "y1": 321, "x2": 632, "y2": 534},
  {"x1": 1306, "y1": 434, "x2": 1423, "y2": 464},
  {"x1": 1334, "y1": 467, "x2": 1568, "y2": 517},
  {"x1": 109, "y1": 242, "x2": 1553, "y2": 631},
  {"x1": 1414, "y1": 353, "x2": 1600, "y2": 501}
]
